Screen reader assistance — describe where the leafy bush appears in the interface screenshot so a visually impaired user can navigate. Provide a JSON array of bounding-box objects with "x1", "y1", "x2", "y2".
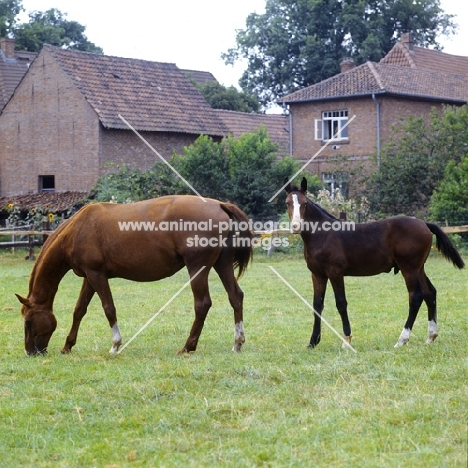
[
  {"x1": 88, "y1": 128, "x2": 319, "y2": 220},
  {"x1": 309, "y1": 189, "x2": 371, "y2": 223},
  {"x1": 367, "y1": 105, "x2": 468, "y2": 217},
  {"x1": 430, "y1": 158, "x2": 468, "y2": 226}
]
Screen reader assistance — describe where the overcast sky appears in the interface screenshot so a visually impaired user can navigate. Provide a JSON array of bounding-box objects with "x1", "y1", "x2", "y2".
[{"x1": 20, "y1": 0, "x2": 468, "y2": 88}]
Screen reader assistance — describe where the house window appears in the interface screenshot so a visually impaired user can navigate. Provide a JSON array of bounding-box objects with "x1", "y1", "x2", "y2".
[
  {"x1": 322, "y1": 172, "x2": 349, "y2": 198},
  {"x1": 315, "y1": 110, "x2": 349, "y2": 141},
  {"x1": 39, "y1": 175, "x2": 55, "y2": 193}
]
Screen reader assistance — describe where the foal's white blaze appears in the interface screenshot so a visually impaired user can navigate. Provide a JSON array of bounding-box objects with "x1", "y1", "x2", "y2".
[
  {"x1": 426, "y1": 319, "x2": 438, "y2": 344},
  {"x1": 232, "y1": 321, "x2": 245, "y2": 352},
  {"x1": 109, "y1": 322, "x2": 122, "y2": 354},
  {"x1": 394, "y1": 327, "x2": 411, "y2": 348},
  {"x1": 291, "y1": 194, "x2": 302, "y2": 233}
]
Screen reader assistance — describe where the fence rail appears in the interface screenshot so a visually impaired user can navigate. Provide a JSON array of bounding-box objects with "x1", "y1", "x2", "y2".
[
  {"x1": 441, "y1": 225, "x2": 468, "y2": 234},
  {"x1": 1, "y1": 225, "x2": 467, "y2": 260}
]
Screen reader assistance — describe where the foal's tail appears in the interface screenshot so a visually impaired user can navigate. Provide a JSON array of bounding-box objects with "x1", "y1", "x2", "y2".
[
  {"x1": 426, "y1": 222, "x2": 465, "y2": 269},
  {"x1": 220, "y1": 202, "x2": 253, "y2": 279}
]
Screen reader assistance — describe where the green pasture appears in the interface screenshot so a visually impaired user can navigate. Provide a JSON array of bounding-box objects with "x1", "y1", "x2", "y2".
[{"x1": 0, "y1": 249, "x2": 467, "y2": 467}]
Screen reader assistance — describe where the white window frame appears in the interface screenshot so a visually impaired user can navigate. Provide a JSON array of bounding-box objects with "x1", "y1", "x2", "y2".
[
  {"x1": 315, "y1": 110, "x2": 349, "y2": 142},
  {"x1": 322, "y1": 171, "x2": 349, "y2": 199}
]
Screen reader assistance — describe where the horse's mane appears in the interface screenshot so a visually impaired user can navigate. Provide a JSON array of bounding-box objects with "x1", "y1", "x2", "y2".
[
  {"x1": 27, "y1": 215, "x2": 76, "y2": 293},
  {"x1": 306, "y1": 196, "x2": 339, "y2": 220}
]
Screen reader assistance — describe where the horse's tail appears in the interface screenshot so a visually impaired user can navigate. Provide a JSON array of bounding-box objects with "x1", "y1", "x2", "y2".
[
  {"x1": 426, "y1": 222, "x2": 465, "y2": 269},
  {"x1": 220, "y1": 202, "x2": 253, "y2": 279}
]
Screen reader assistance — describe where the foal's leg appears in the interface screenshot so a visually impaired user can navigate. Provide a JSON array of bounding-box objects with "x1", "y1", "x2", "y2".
[
  {"x1": 420, "y1": 271, "x2": 438, "y2": 344},
  {"x1": 178, "y1": 267, "x2": 212, "y2": 354},
  {"x1": 395, "y1": 270, "x2": 424, "y2": 347},
  {"x1": 86, "y1": 271, "x2": 122, "y2": 354},
  {"x1": 329, "y1": 275, "x2": 352, "y2": 347},
  {"x1": 214, "y1": 255, "x2": 245, "y2": 352},
  {"x1": 61, "y1": 278, "x2": 95, "y2": 353},
  {"x1": 309, "y1": 273, "x2": 328, "y2": 348}
]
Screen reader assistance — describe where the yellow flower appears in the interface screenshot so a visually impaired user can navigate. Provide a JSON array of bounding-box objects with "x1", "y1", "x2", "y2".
[
  {"x1": 7, "y1": 203, "x2": 13, "y2": 209},
  {"x1": 48, "y1": 213, "x2": 55, "y2": 222}
]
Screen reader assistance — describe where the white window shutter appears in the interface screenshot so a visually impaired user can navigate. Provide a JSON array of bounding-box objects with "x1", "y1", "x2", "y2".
[{"x1": 314, "y1": 119, "x2": 322, "y2": 140}]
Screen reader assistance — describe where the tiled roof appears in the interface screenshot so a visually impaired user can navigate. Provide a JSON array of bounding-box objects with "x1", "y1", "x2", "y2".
[
  {"x1": 182, "y1": 69, "x2": 217, "y2": 86},
  {"x1": 381, "y1": 42, "x2": 468, "y2": 75},
  {"x1": 281, "y1": 42, "x2": 468, "y2": 104},
  {"x1": 0, "y1": 49, "x2": 36, "y2": 110},
  {"x1": 44, "y1": 45, "x2": 228, "y2": 136},
  {"x1": 215, "y1": 110, "x2": 289, "y2": 150},
  {"x1": 0, "y1": 191, "x2": 87, "y2": 213}
]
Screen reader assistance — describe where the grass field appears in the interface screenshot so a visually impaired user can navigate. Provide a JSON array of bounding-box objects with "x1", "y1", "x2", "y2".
[{"x1": 0, "y1": 248, "x2": 467, "y2": 467}]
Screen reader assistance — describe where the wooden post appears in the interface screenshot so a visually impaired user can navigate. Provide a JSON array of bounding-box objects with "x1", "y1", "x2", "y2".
[{"x1": 28, "y1": 235, "x2": 34, "y2": 260}]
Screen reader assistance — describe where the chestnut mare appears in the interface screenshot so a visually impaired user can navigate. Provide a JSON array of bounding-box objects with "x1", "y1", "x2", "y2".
[
  {"x1": 285, "y1": 178, "x2": 465, "y2": 349},
  {"x1": 16, "y1": 195, "x2": 253, "y2": 356}
]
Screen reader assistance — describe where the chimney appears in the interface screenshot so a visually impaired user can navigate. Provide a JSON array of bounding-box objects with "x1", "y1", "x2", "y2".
[
  {"x1": 340, "y1": 57, "x2": 355, "y2": 73},
  {"x1": 0, "y1": 37, "x2": 15, "y2": 58},
  {"x1": 400, "y1": 32, "x2": 414, "y2": 51}
]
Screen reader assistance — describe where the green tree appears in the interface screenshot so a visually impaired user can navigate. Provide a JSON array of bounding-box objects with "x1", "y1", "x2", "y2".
[
  {"x1": 89, "y1": 128, "x2": 311, "y2": 220},
  {"x1": 0, "y1": 0, "x2": 21, "y2": 37},
  {"x1": 196, "y1": 81, "x2": 260, "y2": 113},
  {"x1": 172, "y1": 134, "x2": 232, "y2": 199},
  {"x1": 367, "y1": 105, "x2": 468, "y2": 217},
  {"x1": 225, "y1": 127, "x2": 292, "y2": 219},
  {"x1": 430, "y1": 158, "x2": 468, "y2": 226},
  {"x1": 89, "y1": 162, "x2": 180, "y2": 203},
  {"x1": 14, "y1": 8, "x2": 102, "y2": 53},
  {"x1": 224, "y1": 0, "x2": 456, "y2": 107}
]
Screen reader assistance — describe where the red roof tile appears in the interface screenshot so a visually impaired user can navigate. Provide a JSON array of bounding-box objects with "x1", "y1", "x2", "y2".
[
  {"x1": 281, "y1": 40, "x2": 468, "y2": 104},
  {"x1": 0, "y1": 49, "x2": 36, "y2": 110},
  {"x1": 44, "y1": 45, "x2": 228, "y2": 136},
  {"x1": 214, "y1": 110, "x2": 289, "y2": 151},
  {"x1": 0, "y1": 191, "x2": 87, "y2": 213}
]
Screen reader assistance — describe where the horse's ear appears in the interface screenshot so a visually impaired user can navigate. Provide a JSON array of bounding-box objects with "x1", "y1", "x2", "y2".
[
  {"x1": 284, "y1": 177, "x2": 292, "y2": 194},
  {"x1": 15, "y1": 294, "x2": 30, "y2": 307},
  {"x1": 301, "y1": 177, "x2": 307, "y2": 193}
]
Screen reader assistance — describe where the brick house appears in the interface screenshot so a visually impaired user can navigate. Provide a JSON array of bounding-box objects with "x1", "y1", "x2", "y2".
[
  {"x1": 279, "y1": 33, "x2": 468, "y2": 196},
  {"x1": 0, "y1": 44, "x2": 288, "y2": 198}
]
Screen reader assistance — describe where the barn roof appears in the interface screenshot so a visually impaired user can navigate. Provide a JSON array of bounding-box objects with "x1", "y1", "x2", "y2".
[
  {"x1": 43, "y1": 45, "x2": 228, "y2": 136},
  {"x1": 0, "y1": 39, "x2": 36, "y2": 110},
  {"x1": 215, "y1": 110, "x2": 289, "y2": 152}
]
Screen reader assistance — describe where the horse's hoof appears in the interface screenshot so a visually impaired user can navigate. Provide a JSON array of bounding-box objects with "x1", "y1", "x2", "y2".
[
  {"x1": 232, "y1": 343, "x2": 243, "y2": 352},
  {"x1": 109, "y1": 344, "x2": 121, "y2": 354},
  {"x1": 426, "y1": 333, "x2": 438, "y2": 344},
  {"x1": 341, "y1": 335, "x2": 352, "y2": 349},
  {"x1": 61, "y1": 348, "x2": 71, "y2": 354},
  {"x1": 394, "y1": 339, "x2": 408, "y2": 348}
]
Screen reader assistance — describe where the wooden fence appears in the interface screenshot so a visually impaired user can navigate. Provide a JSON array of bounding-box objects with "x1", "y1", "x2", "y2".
[
  {"x1": 0, "y1": 230, "x2": 53, "y2": 260},
  {"x1": 1, "y1": 224, "x2": 467, "y2": 260}
]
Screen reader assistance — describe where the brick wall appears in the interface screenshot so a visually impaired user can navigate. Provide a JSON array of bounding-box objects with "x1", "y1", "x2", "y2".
[
  {"x1": 0, "y1": 47, "x2": 224, "y2": 197},
  {"x1": 99, "y1": 129, "x2": 203, "y2": 174},
  {"x1": 0, "y1": 49, "x2": 100, "y2": 196},
  {"x1": 288, "y1": 96, "x2": 448, "y2": 193}
]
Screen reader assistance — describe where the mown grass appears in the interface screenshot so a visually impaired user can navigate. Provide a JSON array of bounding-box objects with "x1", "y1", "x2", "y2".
[{"x1": 0, "y1": 249, "x2": 467, "y2": 467}]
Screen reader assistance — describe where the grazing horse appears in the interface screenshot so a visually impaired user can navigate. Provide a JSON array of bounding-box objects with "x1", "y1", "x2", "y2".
[
  {"x1": 285, "y1": 177, "x2": 465, "y2": 348},
  {"x1": 16, "y1": 195, "x2": 253, "y2": 356}
]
